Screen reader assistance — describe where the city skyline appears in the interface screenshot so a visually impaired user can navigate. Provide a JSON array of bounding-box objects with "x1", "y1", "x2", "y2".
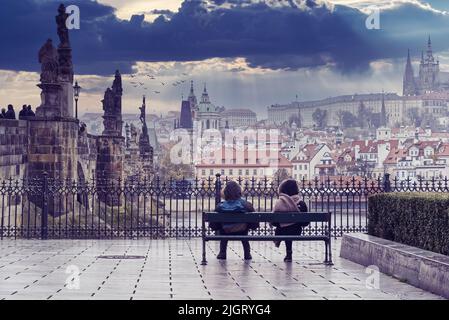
[
  {"x1": 0, "y1": 2, "x2": 449, "y2": 303},
  {"x1": 1, "y1": 0, "x2": 449, "y2": 118}
]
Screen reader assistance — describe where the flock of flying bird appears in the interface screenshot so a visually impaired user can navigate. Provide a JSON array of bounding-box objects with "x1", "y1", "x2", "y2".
[{"x1": 128, "y1": 72, "x2": 190, "y2": 95}]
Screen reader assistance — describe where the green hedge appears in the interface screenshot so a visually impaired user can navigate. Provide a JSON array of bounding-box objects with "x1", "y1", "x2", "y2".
[{"x1": 368, "y1": 193, "x2": 449, "y2": 255}]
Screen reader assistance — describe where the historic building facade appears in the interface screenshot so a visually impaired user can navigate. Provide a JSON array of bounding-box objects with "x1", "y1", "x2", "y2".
[
  {"x1": 268, "y1": 93, "x2": 400, "y2": 128},
  {"x1": 221, "y1": 109, "x2": 257, "y2": 129}
]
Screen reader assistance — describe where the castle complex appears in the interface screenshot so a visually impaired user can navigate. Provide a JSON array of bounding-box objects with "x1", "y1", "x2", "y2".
[{"x1": 268, "y1": 37, "x2": 449, "y2": 128}]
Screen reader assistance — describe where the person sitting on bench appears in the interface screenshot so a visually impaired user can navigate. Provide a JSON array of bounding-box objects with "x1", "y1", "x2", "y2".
[
  {"x1": 272, "y1": 179, "x2": 309, "y2": 262},
  {"x1": 210, "y1": 181, "x2": 258, "y2": 261}
]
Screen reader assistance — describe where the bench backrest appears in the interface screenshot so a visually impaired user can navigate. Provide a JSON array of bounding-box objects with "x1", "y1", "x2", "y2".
[{"x1": 203, "y1": 212, "x2": 331, "y2": 223}]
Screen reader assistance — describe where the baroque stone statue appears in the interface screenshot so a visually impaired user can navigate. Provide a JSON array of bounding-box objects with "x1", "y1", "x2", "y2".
[
  {"x1": 139, "y1": 106, "x2": 145, "y2": 125},
  {"x1": 103, "y1": 88, "x2": 114, "y2": 112},
  {"x1": 130, "y1": 124, "x2": 138, "y2": 145},
  {"x1": 139, "y1": 96, "x2": 149, "y2": 137},
  {"x1": 56, "y1": 4, "x2": 70, "y2": 47},
  {"x1": 38, "y1": 39, "x2": 59, "y2": 83}
]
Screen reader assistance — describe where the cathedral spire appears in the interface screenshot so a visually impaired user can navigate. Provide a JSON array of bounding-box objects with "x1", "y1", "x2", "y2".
[
  {"x1": 201, "y1": 82, "x2": 210, "y2": 104},
  {"x1": 380, "y1": 90, "x2": 387, "y2": 127},
  {"x1": 187, "y1": 80, "x2": 198, "y2": 114},
  {"x1": 403, "y1": 49, "x2": 417, "y2": 96},
  {"x1": 426, "y1": 35, "x2": 434, "y2": 62}
]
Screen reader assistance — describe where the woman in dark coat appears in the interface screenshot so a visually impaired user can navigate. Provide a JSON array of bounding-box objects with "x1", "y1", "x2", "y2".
[
  {"x1": 211, "y1": 181, "x2": 258, "y2": 261},
  {"x1": 272, "y1": 179, "x2": 308, "y2": 262},
  {"x1": 5, "y1": 105, "x2": 16, "y2": 120}
]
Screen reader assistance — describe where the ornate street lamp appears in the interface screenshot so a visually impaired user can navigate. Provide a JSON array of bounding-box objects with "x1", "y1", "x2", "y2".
[{"x1": 73, "y1": 81, "x2": 81, "y2": 120}]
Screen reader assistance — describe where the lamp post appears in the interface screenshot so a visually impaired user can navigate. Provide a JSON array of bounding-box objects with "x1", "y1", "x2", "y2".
[{"x1": 73, "y1": 81, "x2": 81, "y2": 120}]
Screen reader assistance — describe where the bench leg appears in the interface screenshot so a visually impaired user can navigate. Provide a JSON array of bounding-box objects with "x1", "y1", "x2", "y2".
[
  {"x1": 328, "y1": 238, "x2": 333, "y2": 266},
  {"x1": 324, "y1": 240, "x2": 329, "y2": 264},
  {"x1": 324, "y1": 240, "x2": 333, "y2": 266},
  {"x1": 201, "y1": 239, "x2": 207, "y2": 265}
]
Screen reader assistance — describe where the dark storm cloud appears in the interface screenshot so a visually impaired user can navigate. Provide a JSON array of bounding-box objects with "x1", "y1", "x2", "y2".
[
  {"x1": 0, "y1": 0, "x2": 448, "y2": 76},
  {"x1": 150, "y1": 9, "x2": 175, "y2": 17}
]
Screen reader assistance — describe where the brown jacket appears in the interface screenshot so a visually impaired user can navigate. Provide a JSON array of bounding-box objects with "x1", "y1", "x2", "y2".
[{"x1": 273, "y1": 193, "x2": 303, "y2": 227}]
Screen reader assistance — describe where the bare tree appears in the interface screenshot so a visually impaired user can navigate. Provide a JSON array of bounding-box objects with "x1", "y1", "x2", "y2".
[{"x1": 312, "y1": 108, "x2": 327, "y2": 129}]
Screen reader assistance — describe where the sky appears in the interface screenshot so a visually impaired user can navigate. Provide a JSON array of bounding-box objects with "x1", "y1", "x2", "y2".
[{"x1": 0, "y1": 0, "x2": 449, "y2": 118}]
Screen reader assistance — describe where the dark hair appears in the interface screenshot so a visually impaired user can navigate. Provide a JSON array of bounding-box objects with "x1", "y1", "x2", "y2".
[
  {"x1": 278, "y1": 179, "x2": 299, "y2": 196},
  {"x1": 223, "y1": 181, "x2": 242, "y2": 201}
]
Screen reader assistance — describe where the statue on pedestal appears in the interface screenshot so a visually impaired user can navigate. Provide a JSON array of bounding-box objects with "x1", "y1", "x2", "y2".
[
  {"x1": 138, "y1": 96, "x2": 153, "y2": 167},
  {"x1": 56, "y1": 4, "x2": 70, "y2": 47},
  {"x1": 102, "y1": 88, "x2": 114, "y2": 113},
  {"x1": 36, "y1": 38, "x2": 62, "y2": 117},
  {"x1": 38, "y1": 39, "x2": 59, "y2": 84},
  {"x1": 56, "y1": 4, "x2": 74, "y2": 85},
  {"x1": 101, "y1": 71, "x2": 123, "y2": 136},
  {"x1": 112, "y1": 70, "x2": 123, "y2": 96},
  {"x1": 139, "y1": 96, "x2": 148, "y2": 137},
  {"x1": 130, "y1": 124, "x2": 138, "y2": 147}
]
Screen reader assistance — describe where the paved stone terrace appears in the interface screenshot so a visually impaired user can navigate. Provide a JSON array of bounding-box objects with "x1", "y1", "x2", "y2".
[{"x1": 0, "y1": 239, "x2": 444, "y2": 300}]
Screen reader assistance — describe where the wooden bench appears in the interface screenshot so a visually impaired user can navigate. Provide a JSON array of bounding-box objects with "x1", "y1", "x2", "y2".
[{"x1": 201, "y1": 211, "x2": 333, "y2": 265}]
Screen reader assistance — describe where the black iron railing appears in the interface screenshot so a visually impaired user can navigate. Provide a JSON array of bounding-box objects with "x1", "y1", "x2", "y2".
[{"x1": 1, "y1": 173, "x2": 448, "y2": 239}]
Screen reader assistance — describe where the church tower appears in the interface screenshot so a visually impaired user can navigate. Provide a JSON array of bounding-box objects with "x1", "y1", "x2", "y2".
[
  {"x1": 188, "y1": 80, "x2": 198, "y2": 119},
  {"x1": 200, "y1": 83, "x2": 211, "y2": 104},
  {"x1": 418, "y1": 36, "x2": 440, "y2": 94},
  {"x1": 196, "y1": 83, "x2": 220, "y2": 130},
  {"x1": 380, "y1": 91, "x2": 388, "y2": 127},
  {"x1": 403, "y1": 49, "x2": 417, "y2": 96}
]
